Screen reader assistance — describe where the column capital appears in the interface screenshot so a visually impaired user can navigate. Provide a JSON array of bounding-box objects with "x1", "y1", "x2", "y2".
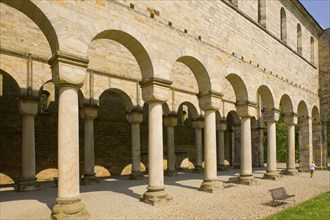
[
  {"x1": 283, "y1": 113, "x2": 298, "y2": 125},
  {"x1": 263, "y1": 108, "x2": 280, "y2": 122},
  {"x1": 49, "y1": 50, "x2": 89, "y2": 88},
  {"x1": 216, "y1": 121, "x2": 227, "y2": 131},
  {"x1": 163, "y1": 113, "x2": 178, "y2": 127},
  {"x1": 192, "y1": 118, "x2": 204, "y2": 129},
  {"x1": 236, "y1": 101, "x2": 257, "y2": 118},
  {"x1": 80, "y1": 105, "x2": 98, "y2": 120},
  {"x1": 140, "y1": 77, "x2": 172, "y2": 103},
  {"x1": 126, "y1": 108, "x2": 143, "y2": 124},
  {"x1": 197, "y1": 90, "x2": 223, "y2": 111},
  {"x1": 19, "y1": 97, "x2": 39, "y2": 116}
]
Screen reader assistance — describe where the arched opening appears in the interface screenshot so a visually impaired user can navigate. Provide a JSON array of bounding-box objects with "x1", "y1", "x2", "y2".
[
  {"x1": 92, "y1": 30, "x2": 153, "y2": 80},
  {"x1": 258, "y1": 0, "x2": 266, "y2": 28},
  {"x1": 225, "y1": 73, "x2": 249, "y2": 103},
  {"x1": 0, "y1": 70, "x2": 21, "y2": 184},
  {"x1": 226, "y1": 111, "x2": 241, "y2": 168},
  {"x1": 93, "y1": 89, "x2": 134, "y2": 176},
  {"x1": 312, "y1": 107, "x2": 322, "y2": 166},
  {"x1": 297, "y1": 24, "x2": 302, "y2": 55},
  {"x1": 280, "y1": 8, "x2": 287, "y2": 43},
  {"x1": 297, "y1": 101, "x2": 311, "y2": 171},
  {"x1": 175, "y1": 56, "x2": 211, "y2": 94}
]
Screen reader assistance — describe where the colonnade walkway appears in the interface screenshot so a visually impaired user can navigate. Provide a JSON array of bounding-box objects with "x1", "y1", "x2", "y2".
[{"x1": 1, "y1": 164, "x2": 329, "y2": 219}]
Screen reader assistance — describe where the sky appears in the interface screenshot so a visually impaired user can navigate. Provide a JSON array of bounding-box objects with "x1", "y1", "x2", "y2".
[{"x1": 299, "y1": 0, "x2": 330, "y2": 29}]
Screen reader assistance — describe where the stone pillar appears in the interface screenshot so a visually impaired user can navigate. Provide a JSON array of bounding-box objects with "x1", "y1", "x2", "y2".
[
  {"x1": 298, "y1": 117, "x2": 312, "y2": 172},
  {"x1": 198, "y1": 92, "x2": 223, "y2": 192},
  {"x1": 126, "y1": 109, "x2": 144, "y2": 180},
  {"x1": 233, "y1": 124, "x2": 241, "y2": 168},
  {"x1": 236, "y1": 103, "x2": 257, "y2": 185},
  {"x1": 321, "y1": 120, "x2": 328, "y2": 168},
  {"x1": 49, "y1": 51, "x2": 89, "y2": 219},
  {"x1": 80, "y1": 106, "x2": 99, "y2": 185},
  {"x1": 312, "y1": 122, "x2": 322, "y2": 168},
  {"x1": 263, "y1": 121, "x2": 280, "y2": 179},
  {"x1": 283, "y1": 114, "x2": 298, "y2": 175},
  {"x1": 192, "y1": 118, "x2": 204, "y2": 173},
  {"x1": 217, "y1": 120, "x2": 227, "y2": 171},
  {"x1": 17, "y1": 98, "x2": 40, "y2": 192},
  {"x1": 140, "y1": 77, "x2": 172, "y2": 205},
  {"x1": 164, "y1": 114, "x2": 178, "y2": 176}
]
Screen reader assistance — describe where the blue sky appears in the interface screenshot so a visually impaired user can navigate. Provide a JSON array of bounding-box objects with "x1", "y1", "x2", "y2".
[{"x1": 299, "y1": 0, "x2": 330, "y2": 29}]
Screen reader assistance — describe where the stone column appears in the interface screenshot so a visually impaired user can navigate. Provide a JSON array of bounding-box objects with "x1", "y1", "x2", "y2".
[
  {"x1": 283, "y1": 114, "x2": 298, "y2": 175},
  {"x1": 49, "y1": 51, "x2": 89, "y2": 219},
  {"x1": 126, "y1": 109, "x2": 144, "y2": 180},
  {"x1": 164, "y1": 114, "x2": 178, "y2": 176},
  {"x1": 192, "y1": 118, "x2": 204, "y2": 173},
  {"x1": 239, "y1": 117, "x2": 254, "y2": 184},
  {"x1": 312, "y1": 122, "x2": 322, "y2": 167},
  {"x1": 236, "y1": 103, "x2": 257, "y2": 185},
  {"x1": 217, "y1": 120, "x2": 227, "y2": 171},
  {"x1": 140, "y1": 77, "x2": 172, "y2": 205},
  {"x1": 17, "y1": 98, "x2": 40, "y2": 192},
  {"x1": 263, "y1": 120, "x2": 280, "y2": 179},
  {"x1": 80, "y1": 106, "x2": 99, "y2": 185},
  {"x1": 198, "y1": 92, "x2": 223, "y2": 193},
  {"x1": 298, "y1": 116, "x2": 312, "y2": 172}
]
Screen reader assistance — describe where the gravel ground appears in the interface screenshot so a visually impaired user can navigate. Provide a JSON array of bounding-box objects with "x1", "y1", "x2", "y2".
[{"x1": 1, "y1": 165, "x2": 329, "y2": 220}]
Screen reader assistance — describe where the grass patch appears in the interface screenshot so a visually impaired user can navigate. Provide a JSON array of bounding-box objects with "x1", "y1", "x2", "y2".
[
  {"x1": 327, "y1": 157, "x2": 330, "y2": 164},
  {"x1": 264, "y1": 192, "x2": 330, "y2": 220}
]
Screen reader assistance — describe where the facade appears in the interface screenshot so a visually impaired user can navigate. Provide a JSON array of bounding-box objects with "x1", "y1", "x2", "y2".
[{"x1": 0, "y1": 0, "x2": 328, "y2": 219}]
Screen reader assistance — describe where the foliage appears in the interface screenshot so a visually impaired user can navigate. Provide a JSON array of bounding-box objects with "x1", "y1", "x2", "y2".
[
  {"x1": 264, "y1": 192, "x2": 330, "y2": 220},
  {"x1": 263, "y1": 108, "x2": 299, "y2": 163}
]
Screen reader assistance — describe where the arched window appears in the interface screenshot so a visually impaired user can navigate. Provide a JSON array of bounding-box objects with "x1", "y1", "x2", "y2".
[
  {"x1": 39, "y1": 91, "x2": 50, "y2": 113},
  {"x1": 258, "y1": 0, "x2": 266, "y2": 28},
  {"x1": 297, "y1": 24, "x2": 302, "y2": 55},
  {"x1": 310, "y1": 37, "x2": 315, "y2": 65},
  {"x1": 229, "y1": 0, "x2": 238, "y2": 7},
  {"x1": 280, "y1": 8, "x2": 287, "y2": 43}
]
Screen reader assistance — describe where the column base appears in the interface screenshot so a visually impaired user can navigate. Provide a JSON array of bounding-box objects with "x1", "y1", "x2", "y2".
[
  {"x1": 81, "y1": 173, "x2": 100, "y2": 185},
  {"x1": 281, "y1": 169, "x2": 298, "y2": 176},
  {"x1": 51, "y1": 197, "x2": 89, "y2": 220},
  {"x1": 165, "y1": 169, "x2": 178, "y2": 177},
  {"x1": 239, "y1": 175, "x2": 257, "y2": 186},
  {"x1": 140, "y1": 186, "x2": 172, "y2": 206},
  {"x1": 263, "y1": 171, "x2": 281, "y2": 180},
  {"x1": 129, "y1": 172, "x2": 144, "y2": 180},
  {"x1": 217, "y1": 165, "x2": 228, "y2": 171},
  {"x1": 199, "y1": 180, "x2": 223, "y2": 193},
  {"x1": 192, "y1": 166, "x2": 204, "y2": 173},
  {"x1": 16, "y1": 177, "x2": 40, "y2": 192}
]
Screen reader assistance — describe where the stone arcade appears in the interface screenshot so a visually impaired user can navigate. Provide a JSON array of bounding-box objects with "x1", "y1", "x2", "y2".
[{"x1": 0, "y1": 0, "x2": 329, "y2": 219}]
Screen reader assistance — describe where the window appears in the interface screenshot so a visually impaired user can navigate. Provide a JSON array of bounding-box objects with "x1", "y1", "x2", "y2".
[
  {"x1": 280, "y1": 8, "x2": 287, "y2": 43},
  {"x1": 310, "y1": 37, "x2": 315, "y2": 65},
  {"x1": 258, "y1": 0, "x2": 266, "y2": 28},
  {"x1": 297, "y1": 24, "x2": 302, "y2": 55},
  {"x1": 39, "y1": 91, "x2": 50, "y2": 113}
]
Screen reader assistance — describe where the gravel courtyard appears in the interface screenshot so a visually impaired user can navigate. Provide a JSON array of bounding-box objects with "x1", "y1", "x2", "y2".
[{"x1": 1, "y1": 166, "x2": 329, "y2": 219}]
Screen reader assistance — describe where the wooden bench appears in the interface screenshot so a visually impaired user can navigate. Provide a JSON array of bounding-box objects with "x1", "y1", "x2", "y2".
[
  {"x1": 268, "y1": 187, "x2": 295, "y2": 206},
  {"x1": 223, "y1": 177, "x2": 239, "y2": 188}
]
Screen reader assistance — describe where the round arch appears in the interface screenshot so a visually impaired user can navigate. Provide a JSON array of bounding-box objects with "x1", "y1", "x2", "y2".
[
  {"x1": 176, "y1": 56, "x2": 211, "y2": 94},
  {"x1": 1, "y1": 0, "x2": 60, "y2": 54},
  {"x1": 91, "y1": 30, "x2": 153, "y2": 80},
  {"x1": 257, "y1": 85, "x2": 275, "y2": 110},
  {"x1": 225, "y1": 73, "x2": 248, "y2": 102},
  {"x1": 176, "y1": 101, "x2": 199, "y2": 120},
  {"x1": 99, "y1": 88, "x2": 134, "y2": 111},
  {"x1": 297, "y1": 100, "x2": 309, "y2": 117},
  {"x1": 312, "y1": 106, "x2": 320, "y2": 123},
  {"x1": 279, "y1": 94, "x2": 294, "y2": 114}
]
